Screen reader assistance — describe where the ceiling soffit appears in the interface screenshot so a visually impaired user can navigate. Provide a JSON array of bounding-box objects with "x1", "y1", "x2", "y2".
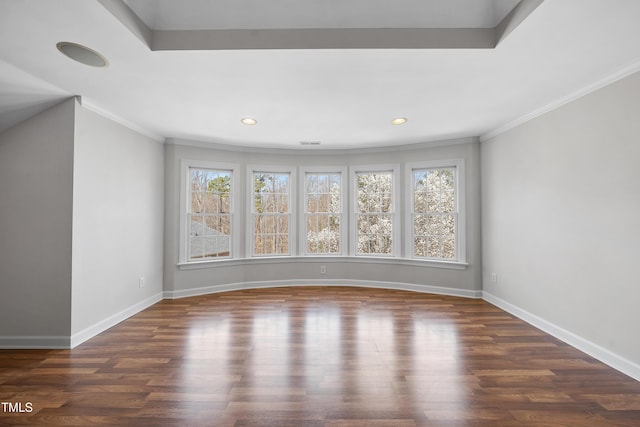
[{"x1": 99, "y1": 0, "x2": 543, "y2": 50}]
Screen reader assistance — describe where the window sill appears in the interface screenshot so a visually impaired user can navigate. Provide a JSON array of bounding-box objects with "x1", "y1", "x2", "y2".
[{"x1": 177, "y1": 256, "x2": 468, "y2": 271}]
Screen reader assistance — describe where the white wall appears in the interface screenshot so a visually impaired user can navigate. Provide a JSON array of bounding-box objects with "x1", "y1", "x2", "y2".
[
  {"x1": 0, "y1": 98, "x2": 75, "y2": 347},
  {"x1": 71, "y1": 102, "x2": 164, "y2": 344},
  {"x1": 481, "y1": 71, "x2": 640, "y2": 377},
  {"x1": 164, "y1": 140, "x2": 482, "y2": 297}
]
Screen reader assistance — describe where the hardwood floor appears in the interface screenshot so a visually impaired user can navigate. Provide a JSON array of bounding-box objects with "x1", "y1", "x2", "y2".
[{"x1": 1, "y1": 286, "x2": 639, "y2": 426}]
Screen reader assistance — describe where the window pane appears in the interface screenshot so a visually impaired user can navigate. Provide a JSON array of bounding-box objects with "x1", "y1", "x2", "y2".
[
  {"x1": 307, "y1": 194, "x2": 318, "y2": 213},
  {"x1": 317, "y1": 193, "x2": 330, "y2": 213},
  {"x1": 443, "y1": 235, "x2": 455, "y2": 259},
  {"x1": 414, "y1": 192, "x2": 426, "y2": 213},
  {"x1": 357, "y1": 215, "x2": 371, "y2": 234},
  {"x1": 355, "y1": 171, "x2": 394, "y2": 256},
  {"x1": 264, "y1": 235, "x2": 275, "y2": 254},
  {"x1": 220, "y1": 194, "x2": 231, "y2": 213},
  {"x1": 276, "y1": 235, "x2": 289, "y2": 254},
  {"x1": 442, "y1": 191, "x2": 455, "y2": 213},
  {"x1": 304, "y1": 172, "x2": 342, "y2": 255},
  {"x1": 188, "y1": 167, "x2": 234, "y2": 260},
  {"x1": 414, "y1": 214, "x2": 427, "y2": 236},
  {"x1": 442, "y1": 214, "x2": 455, "y2": 234},
  {"x1": 277, "y1": 215, "x2": 289, "y2": 234},
  {"x1": 427, "y1": 192, "x2": 438, "y2": 212},
  {"x1": 442, "y1": 170, "x2": 455, "y2": 191},
  {"x1": 254, "y1": 235, "x2": 264, "y2": 255},
  {"x1": 381, "y1": 193, "x2": 392, "y2": 213},
  {"x1": 191, "y1": 190, "x2": 204, "y2": 213},
  {"x1": 412, "y1": 167, "x2": 457, "y2": 260},
  {"x1": 307, "y1": 175, "x2": 318, "y2": 193},
  {"x1": 204, "y1": 215, "x2": 218, "y2": 233},
  {"x1": 254, "y1": 194, "x2": 264, "y2": 212},
  {"x1": 205, "y1": 192, "x2": 219, "y2": 214},
  {"x1": 263, "y1": 215, "x2": 275, "y2": 234},
  {"x1": 276, "y1": 194, "x2": 289, "y2": 213},
  {"x1": 307, "y1": 233, "x2": 317, "y2": 253},
  {"x1": 427, "y1": 215, "x2": 443, "y2": 235},
  {"x1": 414, "y1": 236, "x2": 426, "y2": 257},
  {"x1": 253, "y1": 171, "x2": 292, "y2": 256},
  {"x1": 220, "y1": 214, "x2": 231, "y2": 235},
  {"x1": 427, "y1": 236, "x2": 442, "y2": 258}
]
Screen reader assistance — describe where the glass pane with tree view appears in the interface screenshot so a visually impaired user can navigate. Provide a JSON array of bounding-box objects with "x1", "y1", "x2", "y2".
[
  {"x1": 356, "y1": 171, "x2": 393, "y2": 255},
  {"x1": 413, "y1": 168, "x2": 456, "y2": 259},
  {"x1": 253, "y1": 172, "x2": 290, "y2": 255},
  {"x1": 189, "y1": 168, "x2": 232, "y2": 260},
  {"x1": 305, "y1": 173, "x2": 341, "y2": 254}
]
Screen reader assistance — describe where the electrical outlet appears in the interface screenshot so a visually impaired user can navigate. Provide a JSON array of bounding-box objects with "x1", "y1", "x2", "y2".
[
  {"x1": 138, "y1": 276, "x2": 145, "y2": 288},
  {"x1": 320, "y1": 265, "x2": 326, "y2": 274},
  {"x1": 491, "y1": 272, "x2": 497, "y2": 283}
]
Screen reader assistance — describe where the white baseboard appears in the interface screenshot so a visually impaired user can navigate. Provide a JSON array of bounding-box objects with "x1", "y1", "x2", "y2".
[
  {"x1": 0, "y1": 293, "x2": 164, "y2": 349},
  {"x1": 0, "y1": 335, "x2": 70, "y2": 349},
  {"x1": 3, "y1": 286, "x2": 637, "y2": 383},
  {"x1": 0, "y1": 284, "x2": 479, "y2": 350},
  {"x1": 163, "y1": 279, "x2": 483, "y2": 300},
  {"x1": 69, "y1": 292, "x2": 164, "y2": 348},
  {"x1": 483, "y1": 291, "x2": 640, "y2": 382}
]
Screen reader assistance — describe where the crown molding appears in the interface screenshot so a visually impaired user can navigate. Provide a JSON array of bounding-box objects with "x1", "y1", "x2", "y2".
[
  {"x1": 481, "y1": 58, "x2": 640, "y2": 142},
  {"x1": 166, "y1": 136, "x2": 478, "y2": 155},
  {"x1": 78, "y1": 97, "x2": 165, "y2": 143}
]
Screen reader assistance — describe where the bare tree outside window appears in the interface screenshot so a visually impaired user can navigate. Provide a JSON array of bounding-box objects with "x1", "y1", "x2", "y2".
[
  {"x1": 253, "y1": 172, "x2": 290, "y2": 255},
  {"x1": 189, "y1": 168, "x2": 232, "y2": 260}
]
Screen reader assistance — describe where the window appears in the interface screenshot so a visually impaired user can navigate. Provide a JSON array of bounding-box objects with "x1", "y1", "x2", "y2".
[
  {"x1": 351, "y1": 165, "x2": 400, "y2": 256},
  {"x1": 250, "y1": 168, "x2": 296, "y2": 256},
  {"x1": 407, "y1": 160, "x2": 465, "y2": 262},
  {"x1": 302, "y1": 168, "x2": 346, "y2": 255},
  {"x1": 178, "y1": 158, "x2": 466, "y2": 267},
  {"x1": 186, "y1": 165, "x2": 235, "y2": 261}
]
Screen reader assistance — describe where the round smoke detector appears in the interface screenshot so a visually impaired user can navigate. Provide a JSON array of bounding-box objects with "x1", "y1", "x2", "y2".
[{"x1": 56, "y1": 42, "x2": 109, "y2": 67}]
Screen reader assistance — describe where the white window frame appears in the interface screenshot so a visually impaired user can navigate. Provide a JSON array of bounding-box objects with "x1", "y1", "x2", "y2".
[
  {"x1": 300, "y1": 166, "x2": 348, "y2": 256},
  {"x1": 247, "y1": 165, "x2": 297, "y2": 257},
  {"x1": 405, "y1": 159, "x2": 466, "y2": 263},
  {"x1": 349, "y1": 164, "x2": 401, "y2": 257},
  {"x1": 179, "y1": 159, "x2": 240, "y2": 263}
]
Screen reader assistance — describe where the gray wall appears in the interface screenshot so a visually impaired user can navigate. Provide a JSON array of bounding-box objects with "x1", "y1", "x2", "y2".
[
  {"x1": 71, "y1": 103, "x2": 165, "y2": 339},
  {"x1": 481, "y1": 71, "x2": 640, "y2": 369},
  {"x1": 0, "y1": 98, "x2": 164, "y2": 347},
  {"x1": 0, "y1": 99, "x2": 75, "y2": 346},
  {"x1": 164, "y1": 140, "x2": 482, "y2": 296}
]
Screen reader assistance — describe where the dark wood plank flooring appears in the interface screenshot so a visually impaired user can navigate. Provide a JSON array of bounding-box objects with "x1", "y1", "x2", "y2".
[{"x1": 1, "y1": 286, "x2": 639, "y2": 426}]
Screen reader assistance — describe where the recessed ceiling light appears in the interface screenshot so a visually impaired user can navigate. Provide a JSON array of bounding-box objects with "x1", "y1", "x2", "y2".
[
  {"x1": 56, "y1": 42, "x2": 109, "y2": 67},
  {"x1": 241, "y1": 117, "x2": 257, "y2": 125},
  {"x1": 391, "y1": 117, "x2": 408, "y2": 125}
]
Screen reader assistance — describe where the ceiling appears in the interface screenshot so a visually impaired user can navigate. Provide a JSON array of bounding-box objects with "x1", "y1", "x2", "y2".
[
  {"x1": 122, "y1": 0, "x2": 520, "y2": 30},
  {"x1": 0, "y1": 0, "x2": 639, "y2": 150}
]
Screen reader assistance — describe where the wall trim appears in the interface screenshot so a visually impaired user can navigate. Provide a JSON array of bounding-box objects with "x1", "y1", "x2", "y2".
[
  {"x1": 69, "y1": 292, "x2": 164, "y2": 348},
  {"x1": 163, "y1": 279, "x2": 483, "y2": 300},
  {"x1": 0, "y1": 285, "x2": 479, "y2": 350},
  {"x1": 483, "y1": 291, "x2": 640, "y2": 382},
  {"x1": 5, "y1": 286, "x2": 638, "y2": 383},
  {"x1": 480, "y1": 59, "x2": 640, "y2": 142},
  {"x1": 0, "y1": 335, "x2": 70, "y2": 349},
  {"x1": 166, "y1": 136, "x2": 478, "y2": 155},
  {"x1": 178, "y1": 256, "x2": 468, "y2": 271},
  {"x1": 78, "y1": 97, "x2": 165, "y2": 143}
]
